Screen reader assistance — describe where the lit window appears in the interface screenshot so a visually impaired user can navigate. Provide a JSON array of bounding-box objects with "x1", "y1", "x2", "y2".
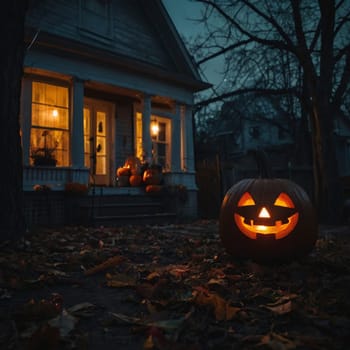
[
  {"x1": 135, "y1": 112, "x2": 143, "y2": 160},
  {"x1": 30, "y1": 82, "x2": 70, "y2": 166},
  {"x1": 151, "y1": 116, "x2": 171, "y2": 170},
  {"x1": 83, "y1": 107, "x2": 91, "y2": 168},
  {"x1": 83, "y1": 106, "x2": 108, "y2": 175}
]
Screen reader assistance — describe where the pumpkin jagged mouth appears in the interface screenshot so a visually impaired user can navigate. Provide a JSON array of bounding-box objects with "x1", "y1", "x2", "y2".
[{"x1": 234, "y1": 213, "x2": 299, "y2": 240}]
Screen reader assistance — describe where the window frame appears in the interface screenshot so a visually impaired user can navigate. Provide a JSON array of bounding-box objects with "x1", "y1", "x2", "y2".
[
  {"x1": 151, "y1": 115, "x2": 171, "y2": 171},
  {"x1": 29, "y1": 79, "x2": 71, "y2": 167}
]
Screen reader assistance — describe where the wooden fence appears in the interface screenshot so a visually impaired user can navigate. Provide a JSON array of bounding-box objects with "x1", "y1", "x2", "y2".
[{"x1": 195, "y1": 155, "x2": 314, "y2": 219}]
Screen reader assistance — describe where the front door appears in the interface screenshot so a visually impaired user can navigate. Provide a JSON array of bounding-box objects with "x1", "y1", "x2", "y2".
[{"x1": 83, "y1": 98, "x2": 114, "y2": 185}]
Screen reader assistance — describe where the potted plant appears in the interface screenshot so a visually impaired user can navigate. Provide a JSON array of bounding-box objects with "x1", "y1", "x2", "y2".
[{"x1": 30, "y1": 130, "x2": 58, "y2": 166}]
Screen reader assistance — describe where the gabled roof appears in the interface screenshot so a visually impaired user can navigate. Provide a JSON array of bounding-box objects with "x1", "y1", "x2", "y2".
[
  {"x1": 143, "y1": 1, "x2": 202, "y2": 80},
  {"x1": 25, "y1": 0, "x2": 211, "y2": 92}
]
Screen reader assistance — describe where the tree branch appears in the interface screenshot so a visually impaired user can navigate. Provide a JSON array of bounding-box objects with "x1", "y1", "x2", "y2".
[
  {"x1": 195, "y1": 87, "x2": 299, "y2": 110},
  {"x1": 196, "y1": 39, "x2": 253, "y2": 65}
]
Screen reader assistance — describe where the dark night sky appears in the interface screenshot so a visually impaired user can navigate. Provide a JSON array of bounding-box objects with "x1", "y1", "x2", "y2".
[
  {"x1": 163, "y1": 0, "x2": 222, "y2": 87},
  {"x1": 162, "y1": 0, "x2": 203, "y2": 39}
]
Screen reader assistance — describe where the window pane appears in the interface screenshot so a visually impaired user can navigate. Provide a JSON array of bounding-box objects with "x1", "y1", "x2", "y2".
[
  {"x1": 32, "y1": 105, "x2": 69, "y2": 129},
  {"x1": 30, "y1": 128, "x2": 69, "y2": 167},
  {"x1": 135, "y1": 112, "x2": 143, "y2": 160},
  {"x1": 157, "y1": 143, "x2": 166, "y2": 168},
  {"x1": 96, "y1": 156, "x2": 106, "y2": 175},
  {"x1": 32, "y1": 82, "x2": 68, "y2": 107},
  {"x1": 84, "y1": 108, "x2": 91, "y2": 168},
  {"x1": 53, "y1": 130, "x2": 69, "y2": 166},
  {"x1": 96, "y1": 136, "x2": 106, "y2": 156},
  {"x1": 150, "y1": 116, "x2": 171, "y2": 170},
  {"x1": 30, "y1": 82, "x2": 70, "y2": 166},
  {"x1": 158, "y1": 122, "x2": 166, "y2": 142},
  {"x1": 96, "y1": 112, "x2": 106, "y2": 136}
]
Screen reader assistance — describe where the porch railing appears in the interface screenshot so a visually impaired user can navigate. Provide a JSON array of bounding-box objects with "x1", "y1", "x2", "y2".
[{"x1": 23, "y1": 166, "x2": 90, "y2": 191}]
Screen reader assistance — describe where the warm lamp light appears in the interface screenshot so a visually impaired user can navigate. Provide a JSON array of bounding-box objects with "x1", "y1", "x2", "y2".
[
  {"x1": 151, "y1": 120, "x2": 159, "y2": 136},
  {"x1": 52, "y1": 109, "x2": 58, "y2": 117}
]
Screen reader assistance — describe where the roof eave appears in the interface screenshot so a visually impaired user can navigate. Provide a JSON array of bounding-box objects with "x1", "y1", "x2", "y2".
[{"x1": 25, "y1": 30, "x2": 211, "y2": 92}]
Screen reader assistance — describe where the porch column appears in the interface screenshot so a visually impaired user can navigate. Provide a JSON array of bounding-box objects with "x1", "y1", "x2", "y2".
[
  {"x1": 142, "y1": 94, "x2": 152, "y2": 163},
  {"x1": 171, "y1": 103, "x2": 181, "y2": 172},
  {"x1": 182, "y1": 104, "x2": 195, "y2": 172},
  {"x1": 71, "y1": 77, "x2": 85, "y2": 168}
]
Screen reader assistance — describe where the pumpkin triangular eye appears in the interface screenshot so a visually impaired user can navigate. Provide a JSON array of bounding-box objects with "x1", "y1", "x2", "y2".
[
  {"x1": 238, "y1": 192, "x2": 255, "y2": 206},
  {"x1": 274, "y1": 193, "x2": 294, "y2": 208}
]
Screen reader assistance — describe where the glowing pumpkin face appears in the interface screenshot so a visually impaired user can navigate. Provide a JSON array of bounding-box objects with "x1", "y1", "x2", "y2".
[
  {"x1": 219, "y1": 178, "x2": 318, "y2": 261},
  {"x1": 234, "y1": 191, "x2": 299, "y2": 240}
]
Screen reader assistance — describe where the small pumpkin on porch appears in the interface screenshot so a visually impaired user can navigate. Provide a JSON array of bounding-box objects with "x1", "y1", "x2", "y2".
[
  {"x1": 143, "y1": 164, "x2": 163, "y2": 185},
  {"x1": 145, "y1": 184, "x2": 163, "y2": 193},
  {"x1": 116, "y1": 167, "x2": 131, "y2": 177},
  {"x1": 124, "y1": 156, "x2": 142, "y2": 175},
  {"x1": 129, "y1": 175, "x2": 142, "y2": 187},
  {"x1": 219, "y1": 150, "x2": 318, "y2": 262}
]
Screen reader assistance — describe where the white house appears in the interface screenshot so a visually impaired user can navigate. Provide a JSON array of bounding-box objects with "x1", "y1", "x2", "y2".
[{"x1": 21, "y1": 0, "x2": 210, "y2": 225}]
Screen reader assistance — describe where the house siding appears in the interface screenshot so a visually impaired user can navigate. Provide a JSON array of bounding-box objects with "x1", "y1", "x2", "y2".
[{"x1": 26, "y1": 0, "x2": 175, "y2": 71}]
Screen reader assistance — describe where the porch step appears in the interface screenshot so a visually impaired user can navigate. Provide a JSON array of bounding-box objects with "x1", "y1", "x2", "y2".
[
  {"x1": 89, "y1": 201, "x2": 163, "y2": 216},
  {"x1": 75, "y1": 193, "x2": 178, "y2": 226},
  {"x1": 92, "y1": 212, "x2": 177, "y2": 226}
]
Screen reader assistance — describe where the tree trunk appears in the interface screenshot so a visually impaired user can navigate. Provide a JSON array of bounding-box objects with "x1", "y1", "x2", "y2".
[
  {"x1": 315, "y1": 0, "x2": 343, "y2": 224},
  {"x1": 0, "y1": 1, "x2": 28, "y2": 241},
  {"x1": 309, "y1": 98, "x2": 343, "y2": 224},
  {"x1": 318, "y1": 102, "x2": 343, "y2": 224}
]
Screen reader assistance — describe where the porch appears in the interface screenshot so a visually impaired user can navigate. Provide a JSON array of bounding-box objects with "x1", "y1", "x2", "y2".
[{"x1": 23, "y1": 185, "x2": 182, "y2": 228}]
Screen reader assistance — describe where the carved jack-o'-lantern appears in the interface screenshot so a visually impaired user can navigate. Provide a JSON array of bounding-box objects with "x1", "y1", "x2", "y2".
[
  {"x1": 234, "y1": 191, "x2": 299, "y2": 240},
  {"x1": 219, "y1": 178, "x2": 318, "y2": 262}
]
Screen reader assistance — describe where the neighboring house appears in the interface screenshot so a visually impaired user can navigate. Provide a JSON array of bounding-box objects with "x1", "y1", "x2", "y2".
[
  {"x1": 199, "y1": 96, "x2": 350, "y2": 200},
  {"x1": 215, "y1": 97, "x2": 295, "y2": 164},
  {"x1": 21, "y1": 0, "x2": 210, "y2": 225},
  {"x1": 196, "y1": 96, "x2": 313, "y2": 200}
]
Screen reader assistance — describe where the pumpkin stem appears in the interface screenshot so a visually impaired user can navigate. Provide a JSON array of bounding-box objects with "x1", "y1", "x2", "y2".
[{"x1": 247, "y1": 149, "x2": 273, "y2": 179}]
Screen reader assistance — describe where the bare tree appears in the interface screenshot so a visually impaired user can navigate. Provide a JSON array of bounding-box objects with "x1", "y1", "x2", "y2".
[
  {"x1": 192, "y1": 0, "x2": 350, "y2": 223},
  {"x1": 0, "y1": 1, "x2": 28, "y2": 240}
]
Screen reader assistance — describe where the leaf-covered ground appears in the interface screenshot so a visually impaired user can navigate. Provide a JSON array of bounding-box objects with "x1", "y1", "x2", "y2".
[{"x1": 0, "y1": 221, "x2": 349, "y2": 349}]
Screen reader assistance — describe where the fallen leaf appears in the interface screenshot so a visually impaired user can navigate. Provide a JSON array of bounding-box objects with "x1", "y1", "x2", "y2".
[
  {"x1": 168, "y1": 265, "x2": 190, "y2": 278},
  {"x1": 146, "y1": 271, "x2": 161, "y2": 281},
  {"x1": 67, "y1": 302, "x2": 96, "y2": 317},
  {"x1": 192, "y1": 288, "x2": 240, "y2": 321},
  {"x1": 208, "y1": 278, "x2": 226, "y2": 286},
  {"x1": 48, "y1": 309, "x2": 78, "y2": 337},
  {"x1": 106, "y1": 272, "x2": 137, "y2": 287},
  {"x1": 111, "y1": 308, "x2": 193, "y2": 331},
  {"x1": 262, "y1": 294, "x2": 298, "y2": 315},
  {"x1": 84, "y1": 255, "x2": 124, "y2": 276}
]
